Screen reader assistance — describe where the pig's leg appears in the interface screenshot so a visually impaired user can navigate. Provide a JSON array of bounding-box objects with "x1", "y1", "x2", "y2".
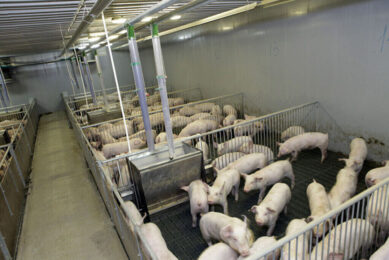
[
  {"x1": 222, "y1": 199, "x2": 229, "y2": 215},
  {"x1": 288, "y1": 171, "x2": 295, "y2": 189},
  {"x1": 291, "y1": 150, "x2": 298, "y2": 161},
  {"x1": 267, "y1": 223, "x2": 276, "y2": 236},
  {"x1": 234, "y1": 182, "x2": 239, "y2": 201},
  {"x1": 257, "y1": 188, "x2": 266, "y2": 204},
  {"x1": 200, "y1": 227, "x2": 213, "y2": 246},
  {"x1": 320, "y1": 147, "x2": 327, "y2": 163},
  {"x1": 191, "y1": 212, "x2": 197, "y2": 228},
  {"x1": 284, "y1": 206, "x2": 288, "y2": 215}
]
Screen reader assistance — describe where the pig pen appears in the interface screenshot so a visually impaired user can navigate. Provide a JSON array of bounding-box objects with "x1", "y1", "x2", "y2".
[
  {"x1": 65, "y1": 97, "x2": 389, "y2": 259},
  {"x1": 0, "y1": 99, "x2": 39, "y2": 260}
]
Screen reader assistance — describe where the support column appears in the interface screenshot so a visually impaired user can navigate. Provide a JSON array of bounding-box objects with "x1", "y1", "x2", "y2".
[
  {"x1": 95, "y1": 51, "x2": 109, "y2": 110},
  {"x1": 82, "y1": 52, "x2": 97, "y2": 104}
]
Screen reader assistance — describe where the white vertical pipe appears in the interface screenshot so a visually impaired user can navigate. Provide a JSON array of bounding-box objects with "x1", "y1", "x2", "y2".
[
  {"x1": 127, "y1": 24, "x2": 155, "y2": 151},
  {"x1": 73, "y1": 47, "x2": 89, "y2": 107},
  {"x1": 95, "y1": 53, "x2": 109, "y2": 110},
  {"x1": 82, "y1": 54, "x2": 97, "y2": 104},
  {"x1": 151, "y1": 23, "x2": 174, "y2": 158},
  {"x1": 101, "y1": 13, "x2": 132, "y2": 153},
  {"x1": 0, "y1": 68, "x2": 11, "y2": 106}
]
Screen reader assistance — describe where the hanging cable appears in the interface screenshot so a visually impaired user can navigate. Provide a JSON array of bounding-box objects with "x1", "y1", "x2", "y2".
[{"x1": 102, "y1": 12, "x2": 132, "y2": 153}]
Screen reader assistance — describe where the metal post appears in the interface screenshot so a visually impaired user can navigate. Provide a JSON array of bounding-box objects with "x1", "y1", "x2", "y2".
[
  {"x1": 82, "y1": 52, "x2": 97, "y2": 104},
  {"x1": 73, "y1": 49, "x2": 89, "y2": 108},
  {"x1": 0, "y1": 86, "x2": 7, "y2": 111},
  {"x1": 127, "y1": 24, "x2": 155, "y2": 151},
  {"x1": 95, "y1": 52, "x2": 109, "y2": 110},
  {"x1": 151, "y1": 23, "x2": 174, "y2": 158},
  {"x1": 0, "y1": 232, "x2": 12, "y2": 260},
  {"x1": 70, "y1": 58, "x2": 80, "y2": 89},
  {"x1": 0, "y1": 67, "x2": 11, "y2": 106},
  {"x1": 9, "y1": 146, "x2": 25, "y2": 187}
]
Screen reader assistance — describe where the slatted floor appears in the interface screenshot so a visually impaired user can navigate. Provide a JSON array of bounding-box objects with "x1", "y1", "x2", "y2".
[{"x1": 150, "y1": 149, "x2": 374, "y2": 260}]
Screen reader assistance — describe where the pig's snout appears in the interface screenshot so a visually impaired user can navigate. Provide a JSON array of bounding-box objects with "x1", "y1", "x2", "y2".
[
  {"x1": 256, "y1": 220, "x2": 264, "y2": 226},
  {"x1": 365, "y1": 178, "x2": 375, "y2": 187},
  {"x1": 239, "y1": 250, "x2": 250, "y2": 257},
  {"x1": 243, "y1": 187, "x2": 249, "y2": 193}
]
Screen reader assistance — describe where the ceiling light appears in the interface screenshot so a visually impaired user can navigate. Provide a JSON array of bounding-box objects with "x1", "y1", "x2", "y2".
[
  {"x1": 118, "y1": 30, "x2": 126, "y2": 34},
  {"x1": 112, "y1": 18, "x2": 126, "y2": 24},
  {"x1": 92, "y1": 44, "x2": 100, "y2": 48},
  {"x1": 141, "y1": 16, "x2": 153, "y2": 22},
  {"x1": 170, "y1": 15, "x2": 181, "y2": 20},
  {"x1": 222, "y1": 26, "x2": 232, "y2": 31},
  {"x1": 89, "y1": 37, "x2": 100, "y2": 43},
  {"x1": 78, "y1": 46, "x2": 87, "y2": 50},
  {"x1": 108, "y1": 35, "x2": 119, "y2": 40},
  {"x1": 89, "y1": 32, "x2": 105, "y2": 37}
]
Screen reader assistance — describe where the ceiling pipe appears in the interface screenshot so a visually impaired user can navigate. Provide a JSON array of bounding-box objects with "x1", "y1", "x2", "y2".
[{"x1": 59, "y1": 0, "x2": 115, "y2": 57}]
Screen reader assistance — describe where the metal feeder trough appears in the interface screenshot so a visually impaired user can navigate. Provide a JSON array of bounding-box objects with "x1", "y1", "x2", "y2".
[{"x1": 126, "y1": 142, "x2": 204, "y2": 215}]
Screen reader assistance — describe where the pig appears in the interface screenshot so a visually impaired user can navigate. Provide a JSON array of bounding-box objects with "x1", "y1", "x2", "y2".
[
  {"x1": 366, "y1": 185, "x2": 389, "y2": 233},
  {"x1": 137, "y1": 112, "x2": 164, "y2": 130},
  {"x1": 277, "y1": 132, "x2": 328, "y2": 163},
  {"x1": 370, "y1": 237, "x2": 389, "y2": 260},
  {"x1": 214, "y1": 136, "x2": 253, "y2": 155},
  {"x1": 306, "y1": 179, "x2": 332, "y2": 237},
  {"x1": 310, "y1": 218, "x2": 375, "y2": 260},
  {"x1": 190, "y1": 112, "x2": 212, "y2": 122},
  {"x1": 168, "y1": 97, "x2": 185, "y2": 106},
  {"x1": 198, "y1": 242, "x2": 238, "y2": 260},
  {"x1": 211, "y1": 105, "x2": 222, "y2": 115},
  {"x1": 239, "y1": 143, "x2": 274, "y2": 162},
  {"x1": 242, "y1": 160, "x2": 295, "y2": 203},
  {"x1": 178, "y1": 119, "x2": 219, "y2": 137},
  {"x1": 98, "y1": 131, "x2": 117, "y2": 145},
  {"x1": 155, "y1": 132, "x2": 178, "y2": 144},
  {"x1": 195, "y1": 102, "x2": 217, "y2": 112},
  {"x1": 122, "y1": 201, "x2": 144, "y2": 231},
  {"x1": 170, "y1": 115, "x2": 192, "y2": 128},
  {"x1": 179, "y1": 106, "x2": 201, "y2": 116},
  {"x1": 207, "y1": 168, "x2": 240, "y2": 215},
  {"x1": 281, "y1": 219, "x2": 309, "y2": 260},
  {"x1": 102, "y1": 139, "x2": 146, "y2": 158},
  {"x1": 181, "y1": 180, "x2": 209, "y2": 227},
  {"x1": 280, "y1": 126, "x2": 305, "y2": 141},
  {"x1": 237, "y1": 236, "x2": 279, "y2": 260},
  {"x1": 196, "y1": 140, "x2": 209, "y2": 162},
  {"x1": 250, "y1": 183, "x2": 291, "y2": 235},
  {"x1": 211, "y1": 152, "x2": 246, "y2": 170},
  {"x1": 328, "y1": 167, "x2": 358, "y2": 209},
  {"x1": 140, "y1": 222, "x2": 178, "y2": 260},
  {"x1": 84, "y1": 127, "x2": 100, "y2": 141},
  {"x1": 223, "y1": 105, "x2": 238, "y2": 117},
  {"x1": 233, "y1": 119, "x2": 265, "y2": 137},
  {"x1": 365, "y1": 160, "x2": 389, "y2": 187},
  {"x1": 223, "y1": 114, "x2": 237, "y2": 126},
  {"x1": 200, "y1": 212, "x2": 254, "y2": 256},
  {"x1": 339, "y1": 138, "x2": 367, "y2": 173},
  {"x1": 97, "y1": 123, "x2": 113, "y2": 132},
  {"x1": 107, "y1": 120, "x2": 135, "y2": 138},
  {"x1": 128, "y1": 129, "x2": 157, "y2": 142},
  {"x1": 223, "y1": 153, "x2": 268, "y2": 174}
]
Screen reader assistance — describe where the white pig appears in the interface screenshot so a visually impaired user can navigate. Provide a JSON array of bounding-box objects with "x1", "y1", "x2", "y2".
[
  {"x1": 233, "y1": 120, "x2": 265, "y2": 137},
  {"x1": 328, "y1": 167, "x2": 358, "y2": 209},
  {"x1": 223, "y1": 105, "x2": 238, "y2": 117},
  {"x1": 179, "y1": 106, "x2": 201, "y2": 116},
  {"x1": 223, "y1": 114, "x2": 237, "y2": 126},
  {"x1": 195, "y1": 102, "x2": 217, "y2": 112},
  {"x1": 370, "y1": 237, "x2": 389, "y2": 260},
  {"x1": 207, "y1": 168, "x2": 240, "y2": 215},
  {"x1": 310, "y1": 218, "x2": 375, "y2": 260},
  {"x1": 181, "y1": 180, "x2": 209, "y2": 227},
  {"x1": 238, "y1": 236, "x2": 279, "y2": 260},
  {"x1": 211, "y1": 152, "x2": 246, "y2": 170},
  {"x1": 170, "y1": 115, "x2": 192, "y2": 128},
  {"x1": 242, "y1": 160, "x2": 295, "y2": 203},
  {"x1": 277, "y1": 132, "x2": 329, "y2": 163},
  {"x1": 179, "y1": 119, "x2": 219, "y2": 137},
  {"x1": 224, "y1": 153, "x2": 268, "y2": 174},
  {"x1": 214, "y1": 136, "x2": 253, "y2": 155},
  {"x1": 366, "y1": 185, "x2": 389, "y2": 233},
  {"x1": 280, "y1": 126, "x2": 305, "y2": 141},
  {"x1": 239, "y1": 143, "x2": 274, "y2": 162},
  {"x1": 306, "y1": 179, "x2": 332, "y2": 237},
  {"x1": 107, "y1": 120, "x2": 135, "y2": 138},
  {"x1": 122, "y1": 201, "x2": 143, "y2": 231},
  {"x1": 155, "y1": 132, "x2": 178, "y2": 144},
  {"x1": 98, "y1": 131, "x2": 117, "y2": 145},
  {"x1": 140, "y1": 222, "x2": 178, "y2": 260},
  {"x1": 129, "y1": 129, "x2": 157, "y2": 142},
  {"x1": 339, "y1": 138, "x2": 367, "y2": 173},
  {"x1": 168, "y1": 97, "x2": 185, "y2": 106},
  {"x1": 211, "y1": 105, "x2": 222, "y2": 115},
  {"x1": 200, "y1": 212, "x2": 254, "y2": 256},
  {"x1": 281, "y1": 219, "x2": 309, "y2": 260},
  {"x1": 137, "y1": 113, "x2": 164, "y2": 130},
  {"x1": 190, "y1": 112, "x2": 212, "y2": 121},
  {"x1": 102, "y1": 139, "x2": 146, "y2": 158},
  {"x1": 250, "y1": 183, "x2": 291, "y2": 235},
  {"x1": 198, "y1": 242, "x2": 238, "y2": 260},
  {"x1": 196, "y1": 140, "x2": 209, "y2": 162},
  {"x1": 97, "y1": 123, "x2": 113, "y2": 132},
  {"x1": 365, "y1": 160, "x2": 389, "y2": 187}
]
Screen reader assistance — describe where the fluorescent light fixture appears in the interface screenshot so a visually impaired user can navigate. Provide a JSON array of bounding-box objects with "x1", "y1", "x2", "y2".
[
  {"x1": 293, "y1": 10, "x2": 305, "y2": 15},
  {"x1": 112, "y1": 18, "x2": 126, "y2": 24},
  {"x1": 108, "y1": 35, "x2": 119, "y2": 40},
  {"x1": 141, "y1": 16, "x2": 153, "y2": 22},
  {"x1": 170, "y1": 15, "x2": 181, "y2": 20},
  {"x1": 222, "y1": 26, "x2": 232, "y2": 31},
  {"x1": 89, "y1": 32, "x2": 105, "y2": 37},
  {"x1": 179, "y1": 36, "x2": 185, "y2": 40},
  {"x1": 118, "y1": 30, "x2": 127, "y2": 34},
  {"x1": 92, "y1": 44, "x2": 100, "y2": 48},
  {"x1": 89, "y1": 37, "x2": 100, "y2": 42},
  {"x1": 79, "y1": 46, "x2": 87, "y2": 50}
]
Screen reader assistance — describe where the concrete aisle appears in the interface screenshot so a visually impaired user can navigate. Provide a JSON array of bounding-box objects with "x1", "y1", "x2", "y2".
[{"x1": 16, "y1": 112, "x2": 127, "y2": 260}]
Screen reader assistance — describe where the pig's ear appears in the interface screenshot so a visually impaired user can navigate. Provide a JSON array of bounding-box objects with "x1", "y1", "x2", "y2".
[
  {"x1": 266, "y1": 207, "x2": 276, "y2": 213},
  {"x1": 327, "y1": 253, "x2": 344, "y2": 260},
  {"x1": 180, "y1": 186, "x2": 189, "y2": 192},
  {"x1": 202, "y1": 182, "x2": 209, "y2": 192},
  {"x1": 220, "y1": 225, "x2": 233, "y2": 239},
  {"x1": 312, "y1": 178, "x2": 317, "y2": 183},
  {"x1": 240, "y1": 173, "x2": 248, "y2": 179},
  {"x1": 305, "y1": 216, "x2": 314, "y2": 223},
  {"x1": 250, "y1": 206, "x2": 257, "y2": 214},
  {"x1": 254, "y1": 177, "x2": 263, "y2": 182},
  {"x1": 276, "y1": 142, "x2": 283, "y2": 146}
]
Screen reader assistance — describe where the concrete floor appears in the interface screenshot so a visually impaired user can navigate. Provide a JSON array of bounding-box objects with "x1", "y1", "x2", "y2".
[{"x1": 16, "y1": 112, "x2": 128, "y2": 260}]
